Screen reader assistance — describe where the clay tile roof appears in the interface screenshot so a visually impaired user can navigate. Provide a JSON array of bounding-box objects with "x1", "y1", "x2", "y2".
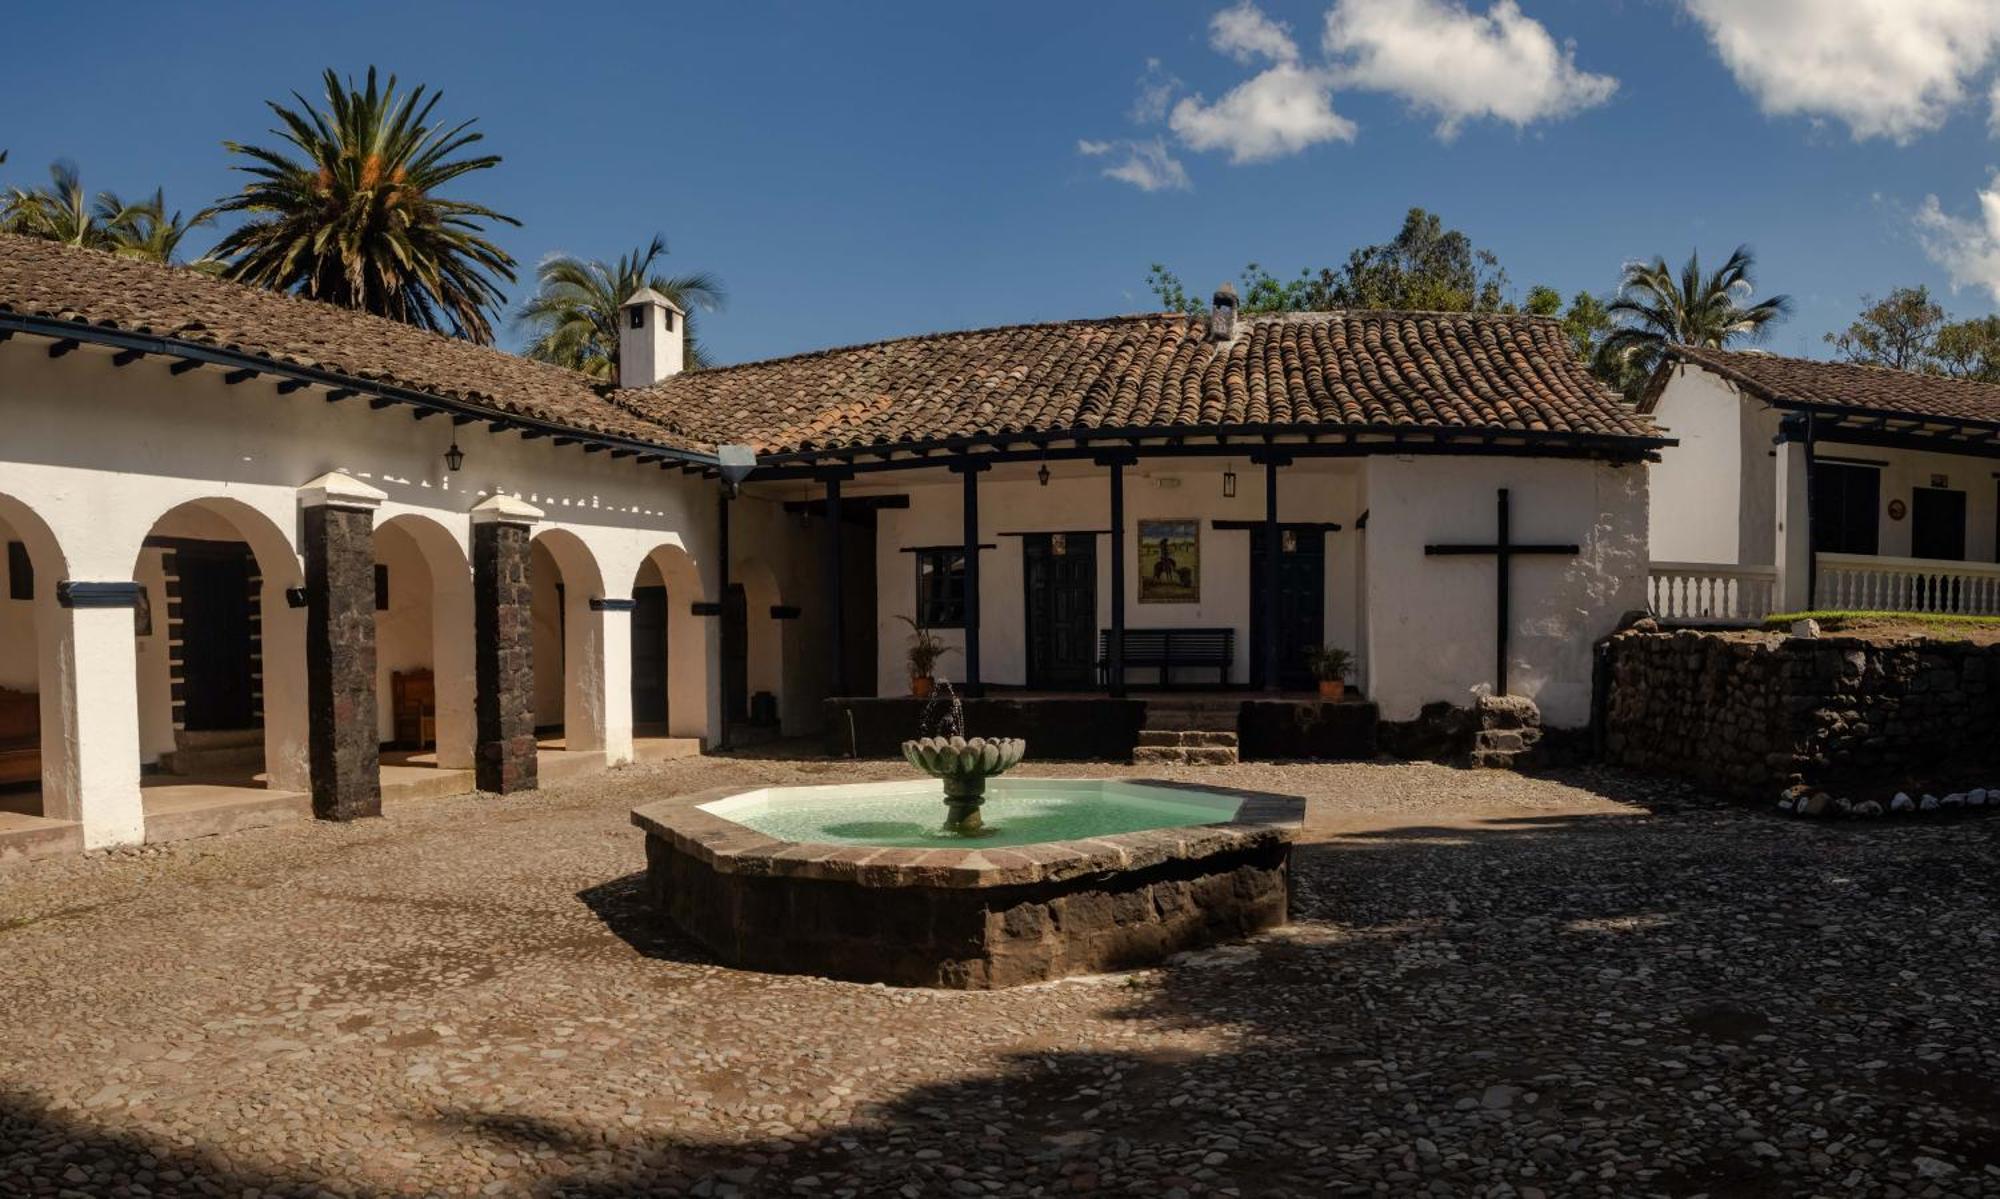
[
  {"x1": 0, "y1": 233, "x2": 709, "y2": 453},
  {"x1": 619, "y1": 308, "x2": 1659, "y2": 457},
  {"x1": 1669, "y1": 346, "x2": 2000, "y2": 427}
]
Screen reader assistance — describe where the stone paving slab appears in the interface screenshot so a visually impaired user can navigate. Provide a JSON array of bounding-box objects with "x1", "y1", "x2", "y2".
[{"x1": 0, "y1": 751, "x2": 1995, "y2": 1197}]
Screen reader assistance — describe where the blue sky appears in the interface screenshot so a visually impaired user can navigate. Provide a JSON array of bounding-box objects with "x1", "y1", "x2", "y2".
[{"x1": 6, "y1": 1, "x2": 2000, "y2": 365}]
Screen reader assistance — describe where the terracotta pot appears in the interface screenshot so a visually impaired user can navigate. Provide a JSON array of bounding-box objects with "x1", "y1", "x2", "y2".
[
  {"x1": 911, "y1": 675, "x2": 935, "y2": 698},
  {"x1": 1318, "y1": 679, "x2": 1345, "y2": 701}
]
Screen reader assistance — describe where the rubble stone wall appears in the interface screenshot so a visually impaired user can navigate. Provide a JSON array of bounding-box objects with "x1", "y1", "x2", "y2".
[{"x1": 1604, "y1": 629, "x2": 2000, "y2": 798}]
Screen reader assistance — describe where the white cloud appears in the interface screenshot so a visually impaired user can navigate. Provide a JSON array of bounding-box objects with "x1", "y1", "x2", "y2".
[
  {"x1": 1991, "y1": 78, "x2": 2000, "y2": 136},
  {"x1": 1323, "y1": 0, "x2": 1617, "y2": 139},
  {"x1": 1131, "y1": 58, "x2": 1181, "y2": 124},
  {"x1": 1169, "y1": 64, "x2": 1355, "y2": 163},
  {"x1": 1076, "y1": 137, "x2": 1192, "y2": 192},
  {"x1": 1914, "y1": 180, "x2": 2000, "y2": 303},
  {"x1": 1210, "y1": 1, "x2": 1301, "y2": 64},
  {"x1": 1683, "y1": 0, "x2": 2000, "y2": 143}
]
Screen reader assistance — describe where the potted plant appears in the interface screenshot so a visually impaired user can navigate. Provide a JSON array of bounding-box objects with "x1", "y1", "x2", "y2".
[
  {"x1": 1304, "y1": 644, "x2": 1354, "y2": 701},
  {"x1": 897, "y1": 615, "x2": 955, "y2": 698}
]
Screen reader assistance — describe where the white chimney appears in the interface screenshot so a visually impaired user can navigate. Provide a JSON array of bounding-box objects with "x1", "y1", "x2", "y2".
[{"x1": 617, "y1": 288, "x2": 685, "y2": 388}]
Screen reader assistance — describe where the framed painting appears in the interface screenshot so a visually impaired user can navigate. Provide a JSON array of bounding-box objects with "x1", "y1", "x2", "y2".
[{"x1": 1137, "y1": 518, "x2": 1200, "y2": 603}]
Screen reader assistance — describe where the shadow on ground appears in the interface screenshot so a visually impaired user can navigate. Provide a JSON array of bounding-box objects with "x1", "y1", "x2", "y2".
[{"x1": 6, "y1": 768, "x2": 1997, "y2": 1197}]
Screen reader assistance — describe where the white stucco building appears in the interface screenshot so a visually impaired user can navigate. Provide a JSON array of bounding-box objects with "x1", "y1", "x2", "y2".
[
  {"x1": 0, "y1": 236, "x2": 1666, "y2": 860},
  {"x1": 1643, "y1": 348, "x2": 2000, "y2": 621}
]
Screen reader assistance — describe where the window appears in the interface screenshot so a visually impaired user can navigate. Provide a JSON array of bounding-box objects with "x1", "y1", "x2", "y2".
[
  {"x1": 375, "y1": 564, "x2": 390, "y2": 611},
  {"x1": 914, "y1": 548, "x2": 966, "y2": 628},
  {"x1": 1811, "y1": 462, "x2": 1880, "y2": 555},
  {"x1": 6, "y1": 542, "x2": 29, "y2": 602}
]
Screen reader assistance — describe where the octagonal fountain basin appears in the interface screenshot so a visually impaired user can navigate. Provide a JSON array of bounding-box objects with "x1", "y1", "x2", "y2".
[{"x1": 630, "y1": 778, "x2": 1305, "y2": 990}]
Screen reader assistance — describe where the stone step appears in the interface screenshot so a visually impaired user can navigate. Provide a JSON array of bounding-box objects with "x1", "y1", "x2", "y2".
[
  {"x1": 163, "y1": 743, "x2": 266, "y2": 777},
  {"x1": 175, "y1": 727, "x2": 263, "y2": 751},
  {"x1": 1131, "y1": 744, "x2": 1240, "y2": 767},
  {"x1": 1142, "y1": 707, "x2": 1241, "y2": 732},
  {"x1": 1136, "y1": 729, "x2": 1239, "y2": 748}
]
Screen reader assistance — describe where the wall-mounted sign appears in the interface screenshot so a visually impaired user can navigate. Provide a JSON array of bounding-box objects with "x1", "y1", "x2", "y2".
[
  {"x1": 1931, "y1": 473, "x2": 1949, "y2": 488},
  {"x1": 1887, "y1": 499, "x2": 1908, "y2": 521},
  {"x1": 1137, "y1": 518, "x2": 1200, "y2": 603}
]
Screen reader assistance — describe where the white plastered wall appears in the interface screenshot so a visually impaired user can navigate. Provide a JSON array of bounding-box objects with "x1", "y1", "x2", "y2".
[
  {"x1": 0, "y1": 339, "x2": 831, "y2": 846},
  {"x1": 1364, "y1": 455, "x2": 1649, "y2": 727},
  {"x1": 866, "y1": 459, "x2": 1364, "y2": 693}
]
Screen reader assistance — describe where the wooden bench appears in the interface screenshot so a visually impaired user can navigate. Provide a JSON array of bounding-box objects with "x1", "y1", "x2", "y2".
[
  {"x1": 1098, "y1": 628, "x2": 1235, "y2": 689},
  {"x1": 0, "y1": 687, "x2": 40, "y2": 787}
]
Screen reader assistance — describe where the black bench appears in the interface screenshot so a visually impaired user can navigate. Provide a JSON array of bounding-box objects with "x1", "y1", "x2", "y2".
[{"x1": 1098, "y1": 627, "x2": 1235, "y2": 689}]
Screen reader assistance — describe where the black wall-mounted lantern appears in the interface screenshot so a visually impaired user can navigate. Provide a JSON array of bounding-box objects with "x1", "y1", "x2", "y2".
[
  {"x1": 444, "y1": 441, "x2": 465, "y2": 472},
  {"x1": 1222, "y1": 464, "x2": 1237, "y2": 498},
  {"x1": 1037, "y1": 462, "x2": 1051, "y2": 487}
]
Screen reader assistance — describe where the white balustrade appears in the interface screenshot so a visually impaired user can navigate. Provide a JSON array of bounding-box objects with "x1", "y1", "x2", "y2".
[
  {"x1": 1647, "y1": 562, "x2": 1778, "y2": 624},
  {"x1": 1815, "y1": 552, "x2": 2000, "y2": 615}
]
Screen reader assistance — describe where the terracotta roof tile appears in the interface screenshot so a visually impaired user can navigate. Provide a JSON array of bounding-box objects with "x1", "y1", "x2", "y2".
[
  {"x1": 0, "y1": 233, "x2": 708, "y2": 452},
  {"x1": 1669, "y1": 346, "x2": 2000, "y2": 427},
  {"x1": 619, "y1": 309, "x2": 1657, "y2": 457}
]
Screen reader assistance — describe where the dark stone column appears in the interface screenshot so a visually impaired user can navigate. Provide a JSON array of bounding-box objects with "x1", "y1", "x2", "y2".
[
  {"x1": 954, "y1": 463, "x2": 988, "y2": 696},
  {"x1": 824, "y1": 476, "x2": 845, "y2": 698},
  {"x1": 473, "y1": 515, "x2": 538, "y2": 793},
  {"x1": 303, "y1": 503, "x2": 381, "y2": 820},
  {"x1": 1107, "y1": 458, "x2": 1128, "y2": 699}
]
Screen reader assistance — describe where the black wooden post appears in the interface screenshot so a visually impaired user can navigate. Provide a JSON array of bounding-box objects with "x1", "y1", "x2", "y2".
[
  {"x1": 955, "y1": 463, "x2": 987, "y2": 696},
  {"x1": 717, "y1": 487, "x2": 732, "y2": 751},
  {"x1": 1262, "y1": 456, "x2": 1281, "y2": 693},
  {"x1": 824, "y1": 475, "x2": 844, "y2": 697},
  {"x1": 1108, "y1": 459, "x2": 1127, "y2": 698}
]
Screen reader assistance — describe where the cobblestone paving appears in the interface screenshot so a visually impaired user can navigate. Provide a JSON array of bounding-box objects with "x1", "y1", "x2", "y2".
[{"x1": 1, "y1": 754, "x2": 1995, "y2": 1197}]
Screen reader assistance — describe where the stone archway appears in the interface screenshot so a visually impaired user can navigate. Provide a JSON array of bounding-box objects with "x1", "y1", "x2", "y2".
[
  {"x1": 0, "y1": 494, "x2": 68, "y2": 822},
  {"x1": 132, "y1": 497, "x2": 307, "y2": 793},
  {"x1": 632, "y1": 542, "x2": 708, "y2": 742},
  {"x1": 374, "y1": 514, "x2": 476, "y2": 770},
  {"x1": 529, "y1": 527, "x2": 608, "y2": 752}
]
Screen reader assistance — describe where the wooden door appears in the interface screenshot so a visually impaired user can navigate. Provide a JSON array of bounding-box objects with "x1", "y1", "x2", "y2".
[
  {"x1": 631, "y1": 585, "x2": 669, "y2": 729},
  {"x1": 1912, "y1": 488, "x2": 1967, "y2": 561},
  {"x1": 177, "y1": 544, "x2": 257, "y2": 731},
  {"x1": 1024, "y1": 534, "x2": 1097, "y2": 689},
  {"x1": 1250, "y1": 530, "x2": 1326, "y2": 691}
]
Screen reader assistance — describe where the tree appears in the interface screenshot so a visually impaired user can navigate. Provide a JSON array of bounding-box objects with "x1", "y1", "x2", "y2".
[
  {"x1": 211, "y1": 68, "x2": 519, "y2": 344},
  {"x1": 103, "y1": 189, "x2": 219, "y2": 267},
  {"x1": 1933, "y1": 315, "x2": 2000, "y2": 382},
  {"x1": 1827, "y1": 286, "x2": 2000, "y2": 382},
  {"x1": 516, "y1": 235, "x2": 726, "y2": 377},
  {"x1": 1826, "y1": 287, "x2": 1945, "y2": 370},
  {"x1": 1601, "y1": 246, "x2": 1790, "y2": 387},
  {"x1": 1, "y1": 160, "x2": 152, "y2": 250}
]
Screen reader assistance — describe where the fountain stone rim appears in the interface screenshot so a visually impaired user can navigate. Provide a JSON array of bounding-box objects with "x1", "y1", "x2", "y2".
[{"x1": 631, "y1": 778, "x2": 1305, "y2": 891}]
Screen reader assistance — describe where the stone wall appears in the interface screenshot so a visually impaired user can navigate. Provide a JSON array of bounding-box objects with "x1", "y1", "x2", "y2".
[{"x1": 1604, "y1": 629, "x2": 2000, "y2": 798}]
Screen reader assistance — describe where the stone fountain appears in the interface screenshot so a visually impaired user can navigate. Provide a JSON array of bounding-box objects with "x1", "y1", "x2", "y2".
[{"x1": 900, "y1": 735, "x2": 1027, "y2": 832}]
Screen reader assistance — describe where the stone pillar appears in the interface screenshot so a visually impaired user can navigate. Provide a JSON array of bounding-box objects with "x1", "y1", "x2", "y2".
[
  {"x1": 299, "y1": 472, "x2": 386, "y2": 821},
  {"x1": 50, "y1": 588, "x2": 147, "y2": 848},
  {"x1": 471, "y1": 495, "x2": 543, "y2": 793},
  {"x1": 596, "y1": 596, "x2": 636, "y2": 766},
  {"x1": 1774, "y1": 437, "x2": 1812, "y2": 612}
]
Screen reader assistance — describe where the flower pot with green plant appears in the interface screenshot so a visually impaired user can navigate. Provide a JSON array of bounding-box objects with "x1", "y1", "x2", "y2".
[
  {"x1": 897, "y1": 615, "x2": 955, "y2": 698},
  {"x1": 1304, "y1": 644, "x2": 1354, "y2": 701}
]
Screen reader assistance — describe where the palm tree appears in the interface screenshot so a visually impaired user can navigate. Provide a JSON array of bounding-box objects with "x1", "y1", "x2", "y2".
[
  {"x1": 516, "y1": 235, "x2": 726, "y2": 377},
  {"x1": 1, "y1": 160, "x2": 152, "y2": 249},
  {"x1": 211, "y1": 67, "x2": 519, "y2": 344},
  {"x1": 1602, "y1": 246, "x2": 1791, "y2": 389},
  {"x1": 103, "y1": 189, "x2": 219, "y2": 267}
]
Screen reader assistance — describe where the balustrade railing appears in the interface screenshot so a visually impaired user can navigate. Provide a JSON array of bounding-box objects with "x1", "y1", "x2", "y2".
[
  {"x1": 1815, "y1": 552, "x2": 2000, "y2": 615},
  {"x1": 1647, "y1": 562, "x2": 1778, "y2": 625}
]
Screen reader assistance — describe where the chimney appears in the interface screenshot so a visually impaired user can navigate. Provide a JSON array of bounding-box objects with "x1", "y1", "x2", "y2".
[
  {"x1": 1209, "y1": 282, "x2": 1238, "y2": 342},
  {"x1": 617, "y1": 288, "x2": 686, "y2": 388}
]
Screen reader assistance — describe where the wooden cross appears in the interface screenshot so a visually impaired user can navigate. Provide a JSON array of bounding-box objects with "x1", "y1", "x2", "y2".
[{"x1": 1423, "y1": 488, "x2": 1580, "y2": 697}]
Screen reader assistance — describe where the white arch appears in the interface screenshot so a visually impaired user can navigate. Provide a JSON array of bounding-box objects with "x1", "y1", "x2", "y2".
[
  {"x1": 0, "y1": 494, "x2": 74, "y2": 821},
  {"x1": 530, "y1": 526, "x2": 609, "y2": 754},
  {"x1": 375, "y1": 514, "x2": 476, "y2": 770},
  {"x1": 134, "y1": 497, "x2": 308, "y2": 793},
  {"x1": 634, "y1": 543, "x2": 710, "y2": 741}
]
